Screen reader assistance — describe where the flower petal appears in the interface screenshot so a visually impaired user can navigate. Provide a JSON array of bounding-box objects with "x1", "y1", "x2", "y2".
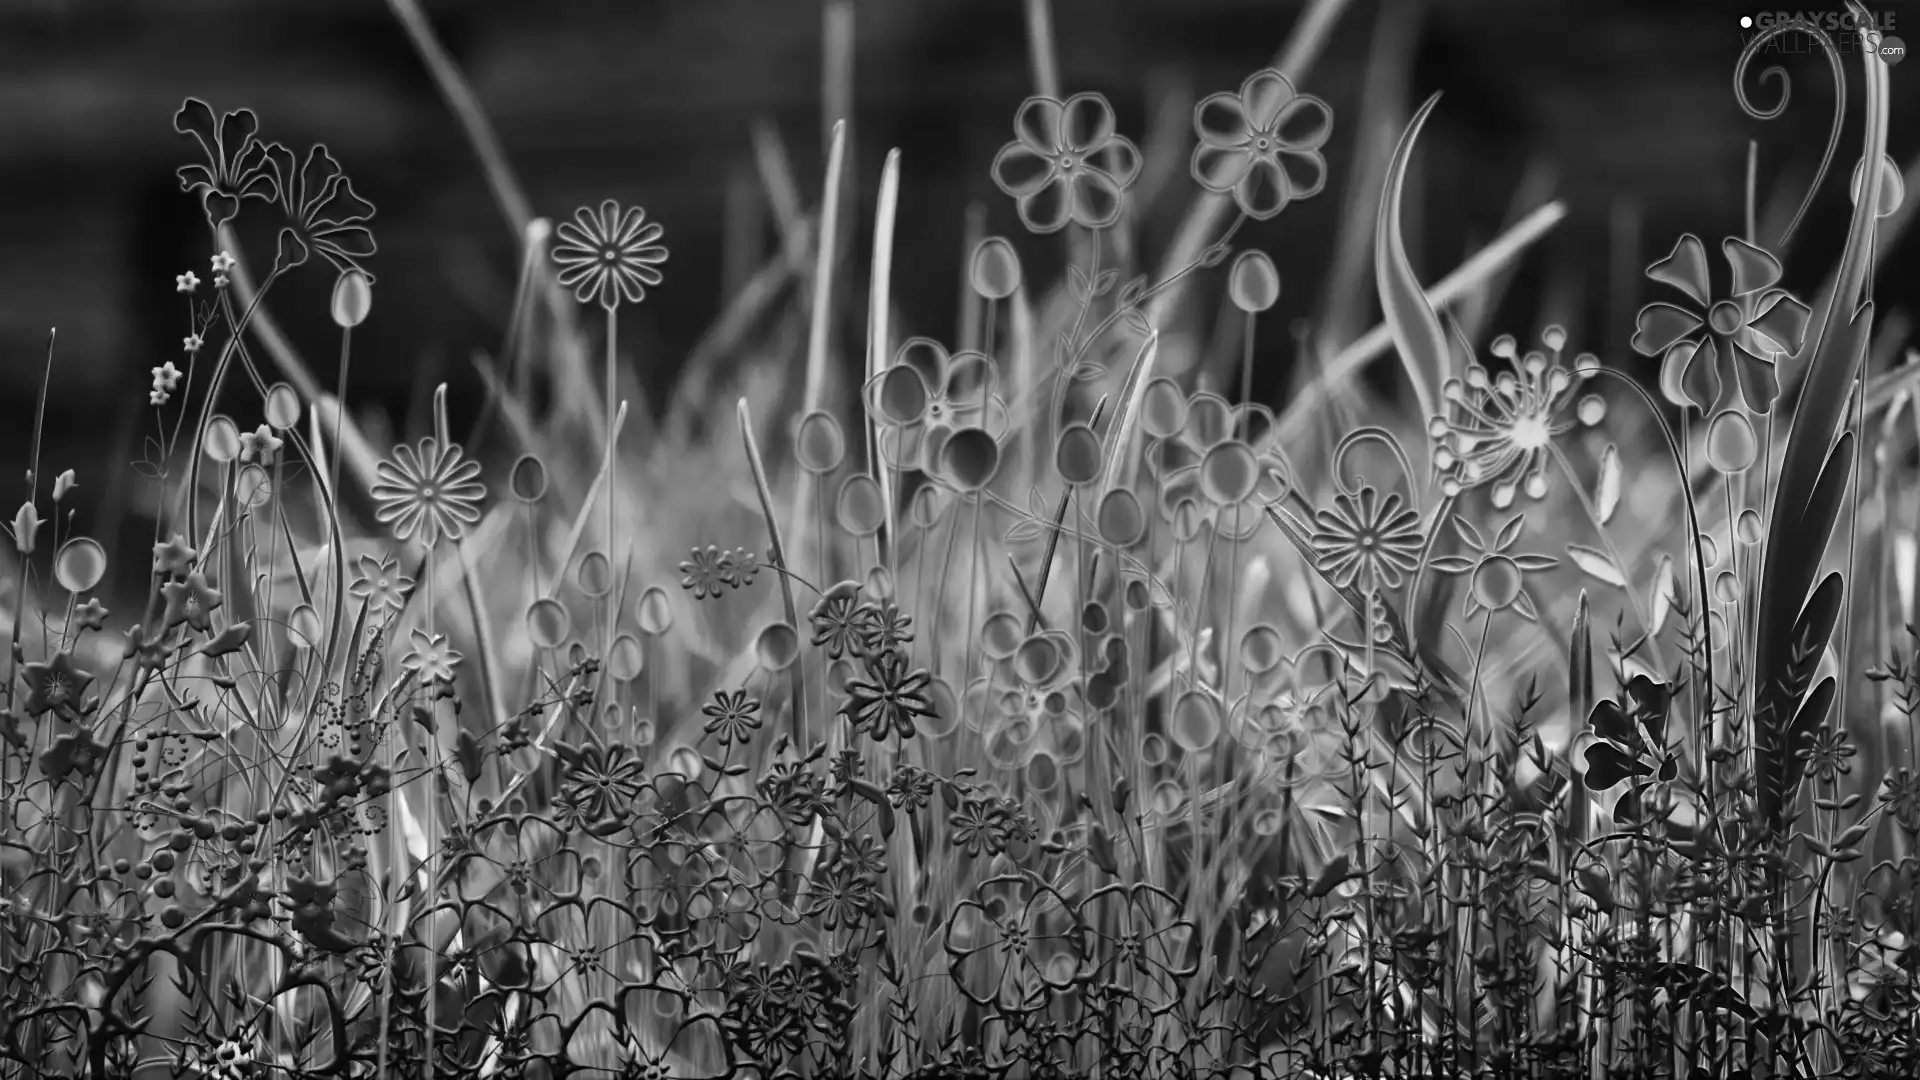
[
  {"x1": 1233, "y1": 157, "x2": 1290, "y2": 221},
  {"x1": 1681, "y1": 335, "x2": 1723, "y2": 414},
  {"x1": 1747, "y1": 289, "x2": 1811, "y2": 355},
  {"x1": 1238, "y1": 68, "x2": 1299, "y2": 131},
  {"x1": 1017, "y1": 180, "x2": 1072, "y2": 235},
  {"x1": 1646, "y1": 233, "x2": 1712, "y2": 308},
  {"x1": 1630, "y1": 302, "x2": 1705, "y2": 357},
  {"x1": 1729, "y1": 338, "x2": 1779, "y2": 415},
  {"x1": 990, "y1": 141, "x2": 1057, "y2": 199},
  {"x1": 1060, "y1": 93, "x2": 1117, "y2": 155},
  {"x1": 1191, "y1": 144, "x2": 1255, "y2": 193},
  {"x1": 1088, "y1": 135, "x2": 1142, "y2": 190},
  {"x1": 1277, "y1": 150, "x2": 1327, "y2": 201},
  {"x1": 1012, "y1": 96, "x2": 1065, "y2": 155},
  {"x1": 1273, "y1": 94, "x2": 1334, "y2": 151},
  {"x1": 943, "y1": 350, "x2": 1000, "y2": 410},
  {"x1": 1068, "y1": 169, "x2": 1126, "y2": 229},
  {"x1": 1722, "y1": 236, "x2": 1784, "y2": 296},
  {"x1": 1193, "y1": 91, "x2": 1252, "y2": 149}
]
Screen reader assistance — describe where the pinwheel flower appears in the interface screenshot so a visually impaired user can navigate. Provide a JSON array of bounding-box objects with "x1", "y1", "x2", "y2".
[
  {"x1": 1630, "y1": 234, "x2": 1812, "y2": 415},
  {"x1": 370, "y1": 437, "x2": 486, "y2": 546},
  {"x1": 990, "y1": 93, "x2": 1142, "y2": 234},
  {"x1": 551, "y1": 199, "x2": 669, "y2": 311}
]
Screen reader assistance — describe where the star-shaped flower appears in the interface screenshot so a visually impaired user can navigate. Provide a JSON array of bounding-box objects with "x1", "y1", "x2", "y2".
[
  {"x1": 160, "y1": 571, "x2": 224, "y2": 632},
  {"x1": 19, "y1": 650, "x2": 95, "y2": 718},
  {"x1": 402, "y1": 628, "x2": 462, "y2": 685}
]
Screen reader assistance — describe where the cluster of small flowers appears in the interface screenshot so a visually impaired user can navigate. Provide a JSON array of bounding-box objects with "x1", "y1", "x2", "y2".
[
  {"x1": 678, "y1": 544, "x2": 762, "y2": 599},
  {"x1": 168, "y1": 253, "x2": 237, "y2": 397},
  {"x1": 150, "y1": 361, "x2": 182, "y2": 406}
]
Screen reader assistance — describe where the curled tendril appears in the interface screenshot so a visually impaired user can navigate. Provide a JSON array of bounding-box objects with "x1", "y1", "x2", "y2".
[
  {"x1": 1329, "y1": 427, "x2": 1420, "y2": 506},
  {"x1": 1734, "y1": 14, "x2": 1847, "y2": 247}
]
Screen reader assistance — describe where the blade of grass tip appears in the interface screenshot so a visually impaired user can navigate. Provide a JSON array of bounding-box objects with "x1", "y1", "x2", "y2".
[
  {"x1": 869, "y1": 149, "x2": 903, "y2": 565},
  {"x1": 1099, "y1": 331, "x2": 1160, "y2": 500},
  {"x1": 1374, "y1": 92, "x2": 1447, "y2": 444},
  {"x1": 546, "y1": 402, "x2": 628, "y2": 602},
  {"x1": 1755, "y1": 20, "x2": 1888, "y2": 840},
  {"x1": 740, "y1": 398, "x2": 809, "y2": 748},
  {"x1": 383, "y1": 0, "x2": 533, "y2": 237},
  {"x1": 456, "y1": 539, "x2": 509, "y2": 737},
  {"x1": 1023, "y1": 0, "x2": 1062, "y2": 100},
  {"x1": 786, "y1": 119, "x2": 848, "y2": 574},
  {"x1": 1144, "y1": 0, "x2": 1352, "y2": 330},
  {"x1": 1567, "y1": 589, "x2": 1592, "y2": 846},
  {"x1": 1313, "y1": 0, "x2": 1419, "y2": 357},
  {"x1": 823, "y1": 0, "x2": 855, "y2": 154},
  {"x1": 1275, "y1": 200, "x2": 1567, "y2": 445},
  {"x1": 958, "y1": 201, "x2": 987, "y2": 354},
  {"x1": 752, "y1": 119, "x2": 809, "y2": 252}
]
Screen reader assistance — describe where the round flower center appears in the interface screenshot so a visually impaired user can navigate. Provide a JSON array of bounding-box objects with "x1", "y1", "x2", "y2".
[
  {"x1": 1255, "y1": 137, "x2": 1272, "y2": 151},
  {"x1": 1708, "y1": 300, "x2": 1744, "y2": 335},
  {"x1": 1508, "y1": 413, "x2": 1552, "y2": 451},
  {"x1": 603, "y1": 250, "x2": 618, "y2": 264},
  {"x1": 1471, "y1": 555, "x2": 1524, "y2": 610},
  {"x1": 1057, "y1": 156, "x2": 1076, "y2": 171}
]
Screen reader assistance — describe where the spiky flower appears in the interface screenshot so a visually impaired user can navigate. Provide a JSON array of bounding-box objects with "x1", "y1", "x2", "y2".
[
  {"x1": 551, "y1": 199, "x2": 669, "y2": 311},
  {"x1": 1428, "y1": 328, "x2": 1606, "y2": 508}
]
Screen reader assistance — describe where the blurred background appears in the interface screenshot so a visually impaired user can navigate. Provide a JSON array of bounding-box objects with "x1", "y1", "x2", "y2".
[{"x1": 1, "y1": 0, "x2": 1913, "y2": 546}]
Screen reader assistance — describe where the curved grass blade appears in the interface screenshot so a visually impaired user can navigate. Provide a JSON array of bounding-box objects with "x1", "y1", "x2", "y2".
[{"x1": 1374, "y1": 92, "x2": 1447, "y2": 439}]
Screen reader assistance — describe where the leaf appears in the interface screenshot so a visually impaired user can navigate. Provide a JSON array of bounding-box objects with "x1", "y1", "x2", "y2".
[
  {"x1": 1429, "y1": 555, "x2": 1475, "y2": 574},
  {"x1": 454, "y1": 729, "x2": 484, "y2": 785},
  {"x1": 1069, "y1": 362, "x2": 1105, "y2": 382},
  {"x1": 1787, "y1": 572, "x2": 1845, "y2": 696},
  {"x1": 1566, "y1": 544, "x2": 1627, "y2": 589},
  {"x1": 1374, "y1": 92, "x2": 1449, "y2": 426},
  {"x1": 1492, "y1": 513, "x2": 1526, "y2": 551},
  {"x1": 1596, "y1": 445, "x2": 1622, "y2": 524},
  {"x1": 1091, "y1": 269, "x2": 1119, "y2": 297},
  {"x1": 1307, "y1": 853, "x2": 1353, "y2": 898},
  {"x1": 1650, "y1": 555, "x2": 1676, "y2": 636},
  {"x1": 1068, "y1": 265, "x2": 1091, "y2": 302},
  {"x1": 1116, "y1": 274, "x2": 1149, "y2": 308},
  {"x1": 1121, "y1": 307, "x2": 1155, "y2": 338},
  {"x1": 1199, "y1": 243, "x2": 1232, "y2": 269},
  {"x1": 1004, "y1": 520, "x2": 1046, "y2": 544}
]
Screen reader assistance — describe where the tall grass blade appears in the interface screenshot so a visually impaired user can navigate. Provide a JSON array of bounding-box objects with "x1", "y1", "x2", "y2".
[{"x1": 1374, "y1": 92, "x2": 1447, "y2": 437}]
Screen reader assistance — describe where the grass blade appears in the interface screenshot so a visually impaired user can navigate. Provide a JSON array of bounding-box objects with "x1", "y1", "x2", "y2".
[{"x1": 1374, "y1": 91, "x2": 1450, "y2": 435}]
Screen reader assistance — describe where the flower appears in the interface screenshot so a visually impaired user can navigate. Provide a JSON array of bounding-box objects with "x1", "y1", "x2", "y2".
[
  {"x1": 843, "y1": 647, "x2": 935, "y2": 741},
  {"x1": 176, "y1": 272, "x2": 200, "y2": 293},
  {"x1": 558, "y1": 742, "x2": 647, "y2": 828},
  {"x1": 152, "y1": 363, "x2": 183, "y2": 393},
  {"x1": 1880, "y1": 768, "x2": 1920, "y2": 832},
  {"x1": 174, "y1": 99, "x2": 272, "y2": 228},
  {"x1": 370, "y1": 436, "x2": 486, "y2": 546},
  {"x1": 160, "y1": 571, "x2": 224, "y2": 632},
  {"x1": 944, "y1": 874, "x2": 1081, "y2": 1009},
  {"x1": 678, "y1": 545, "x2": 730, "y2": 599},
  {"x1": 989, "y1": 93, "x2": 1142, "y2": 234},
  {"x1": 150, "y1": 389, "x2": 169, "y2": 407},
  {"x1": 701, "y1": 689, "x2": 763, "y2": 746},
  {"x1": 1308, "y1": 484, "x2": 1425, "y2": 594},
  {"x1": 258, "y1": 141, "x2": 378, "y2": 277},
  {"x1": 19, "y1": 650, "x2": 95, "y2": 718},
  {"x1": 183, "y1": 334, "x2": 204, "y2": 354},
  {"x1": 551, "y1": 199, "x2": 669, "y2": 311},
  {"x1": 1630, "y1": 234, "x2": 1813, "y2": 415},
  {"x1": 1428, "y1": 514, "x2": 1558, "y2": 621},
  {"x1": 809, "y1": 581, "x2": 875, "y2": 660},
  {"x1": 152, "y1": 534, "x2": 197, "y2": 579},
  {"x1": 73, "y1": 599, "x2": 109, "y2": 633},
  {"x1": 864, "y1": 337, "x2": 1009, "y2": 477},
  {"x1": 347, "y1": 552, "x2": 412, "y2": 614},
  {"x1": 210, "y1": 252, "x2": 236, "y2": 274},
  {"x1": 1074, "y1": 882, "x2": 1199, "y2": 1009},
  {"x1": 401, "y1": 628, "x2": 462, "y2": 684},
  {"x1": 1799, "y1": 722, "x2": 1857, "y2": 784},
  {"x1": 239, "y1": 424, "x2": 282, "y2": 466},
  {"x1": 886, "y1": 764, "x2": 936, "y2": 812},
  {"x1": 1430, "y1": 329, "x2": 1606, "y2": 507},
  {"x1": 860, "y1": 599, "x2": 914, "y2": 655},
  {"x1": 1191, "y1": 69, "x2": 1333, "y2": 220}
]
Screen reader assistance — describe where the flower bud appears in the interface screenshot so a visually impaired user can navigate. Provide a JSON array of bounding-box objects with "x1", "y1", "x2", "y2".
[{"x1": 331, "y1": 269, "x2": 372, "y2": 328}]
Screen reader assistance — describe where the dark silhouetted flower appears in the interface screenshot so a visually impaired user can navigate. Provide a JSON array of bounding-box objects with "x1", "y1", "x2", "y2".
[
  {"x1": 990, "y1": 93, "x2": 1142, "y2": 234},
  {"x1": 1191, "y1": 69, "x2": 1332, "y2": 220},
  {"x1": 559, "y1": 742, "x2": 647, "y2": 828},
  {"x1": 552, "y1": 200, "x2": 669, "y2": 311},
  {"x1": 371, "y1": 437, "x2": 486, "y2": 546},
  {"x1": 810, "y1": 581, "x2": 875, "y2": 660},
  {"x1": 1630, "y1": 234, "x2": 1812, "y2": 415}
]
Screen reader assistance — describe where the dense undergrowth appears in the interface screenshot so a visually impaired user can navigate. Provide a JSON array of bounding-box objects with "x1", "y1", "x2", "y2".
[{"x1": 3, "y1": 2, "x2": 1919, "y2": 1077}]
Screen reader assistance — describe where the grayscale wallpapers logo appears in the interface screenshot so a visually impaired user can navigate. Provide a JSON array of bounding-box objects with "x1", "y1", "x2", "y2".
[{"x1": 1739, "y1": 11, "x2": 1905, "y2": 64}]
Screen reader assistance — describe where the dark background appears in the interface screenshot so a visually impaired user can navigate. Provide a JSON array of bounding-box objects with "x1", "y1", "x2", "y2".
[{"x1": 2, "y1": 0, "x2": 1913, "y2": 516}]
